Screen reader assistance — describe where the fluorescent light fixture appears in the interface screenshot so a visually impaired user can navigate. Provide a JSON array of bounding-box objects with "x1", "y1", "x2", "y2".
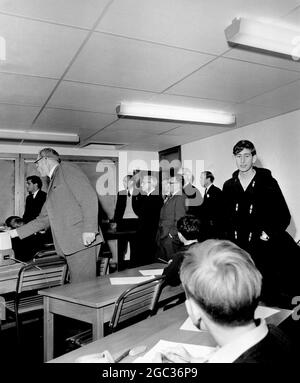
[
  {"x1": 116, "y1": 102, "x2": 235, "y2": 125},
  {"x1": 0, "y1": 129, "x2": 79, "y2": 143},
  {"x1": 225, "y1": 17, "x2": 300, "y2": 60},
  {"x1": 0, "y1": 36, "x2": 6, "y2": 61}
]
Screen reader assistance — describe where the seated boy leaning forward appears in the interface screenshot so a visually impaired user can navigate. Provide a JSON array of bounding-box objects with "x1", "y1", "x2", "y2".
[
  {"x1": 155, "y1": 239, "x2": 294, "y2": 363},
  {"x1": 162, "y1": 215, "x2": 202, "y2": 286}
]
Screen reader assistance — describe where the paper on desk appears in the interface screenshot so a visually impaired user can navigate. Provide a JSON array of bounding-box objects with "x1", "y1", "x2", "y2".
[
  {"x1": 134, "y1": 339, "x2": 215, "y2": 363},
  {"x1": 180, "y1": 305, "x2": 281, "y2": 332},
  {"x1": 139, "y1": 269, "x2": 163, "y2": 276},
  {"x1": 110, "y1": 276, "x2": 154, "y2": 285},
  {"x1": 254, "y1": 305, "x2": 280, "y2": 319}
]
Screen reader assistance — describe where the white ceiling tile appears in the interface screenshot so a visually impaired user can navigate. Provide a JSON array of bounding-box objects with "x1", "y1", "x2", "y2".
[
  {"x1": 49, "y1": 81, "x2": 156, "y2": 113},
  {"x1": 65, "y1": 33, "x2": 214, "y2": 92},
  {"x1": 282, "y1": 5, "x2": 300, "y2": 26},
  {"x1": 0, "y1": 73, "x2": 57, "y2": 105},
  {"x1": 97, "y1": 0, "x2": 300, "y2": 55},
  {"x1": 162, "y1": 124, "x2": 235, "y2": 137},
  {"x1": 246, "y1": 79, "x2": 300, "y2": 111},
  {"x1": 150, "y1": 93, "x2": 236, "y2": 112},
  {"x1": 87, "y1": 130, "x2": 154, "y2": 144},
  {"x1": 34, "y1": 107, "x2": 116, "y2": 139},
  {"x1": 166, "y1": 57, "x2": 300, "y2": 102},
  {"x1": 224, "y1": 48, "x2": 300, "y2": 72},
  {"x1": 233, "y1": 103, "x2": 286, "y2": 127},
  {"x1": 0, "y1": 104, "x2": 40, "y2": 126},
  {"x1": 0, "y1": 0, "x2": 111, "y2": 28},
  {"x1": 0, "y1": 13, "x2": 88, "y2": 78},
  {"x1": 105, "y1": 118, "x2": 179, "y2": 134}
]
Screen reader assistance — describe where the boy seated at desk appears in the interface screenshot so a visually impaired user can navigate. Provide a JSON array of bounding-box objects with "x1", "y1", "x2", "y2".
[
  {"x1": 162, "y1": 215, "x2": 202, "y2": 287},
  {"x1": 97, "y1": 239, "x2": 294, "y2": 363},
  {"x1": 155, "y1": 240, "x2": 294, "y2": 363}
]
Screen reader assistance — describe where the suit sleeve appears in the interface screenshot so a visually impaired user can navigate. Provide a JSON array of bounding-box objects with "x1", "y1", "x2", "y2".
[
  {"x1": 17, "y1": 202, "x2": 50, "y2": 240},
  {"x1": 61, "y1": 165, "x2": 99, "y2": 233},
  {"x1": 263, "y1": 178, "x2": 291, "y2": 236},
  {"x1": 162, "y1": 253, "x2": 184, "y2": 286}
]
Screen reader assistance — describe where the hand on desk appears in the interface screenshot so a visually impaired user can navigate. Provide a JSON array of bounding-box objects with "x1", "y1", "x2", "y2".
[
  {"x1": 152, "y1": 345, "x2": 206, "y2": 363},
  {"x1": 82, "y1": 232, "x2": 96, "y2": 246},
  {"x1": 6, "y1": 229, "x2": 18, "y2": 238},
  {"x1": 76, "y1": 350, "x2": 115, "y2": 363}
]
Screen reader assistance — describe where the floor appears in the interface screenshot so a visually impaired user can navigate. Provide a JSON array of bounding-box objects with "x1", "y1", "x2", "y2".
[{"x1": 0, "y1": 314, "x2": 88, "y2": 363}]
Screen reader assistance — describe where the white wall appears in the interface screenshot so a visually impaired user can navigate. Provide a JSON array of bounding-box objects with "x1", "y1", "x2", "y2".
[{"x1": 181, "y1": 109, "x2": 300, "y2": 240}]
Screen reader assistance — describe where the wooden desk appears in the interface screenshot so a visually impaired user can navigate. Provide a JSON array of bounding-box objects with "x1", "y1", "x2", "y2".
[
  {"x1": 49, "y1": 303, "x2": 292, "y2": 363},
  {"x1": 39, "y1": 263, "x2": 183, "y2": 362},
  {"x1": 0, "y1": 262, "x2": 23, "y2": 294}
]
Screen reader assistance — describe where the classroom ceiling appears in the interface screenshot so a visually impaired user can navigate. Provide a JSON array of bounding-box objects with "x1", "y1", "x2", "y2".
[{"x1": 0, "y1": 0, "x2": 300, "y2": 151}]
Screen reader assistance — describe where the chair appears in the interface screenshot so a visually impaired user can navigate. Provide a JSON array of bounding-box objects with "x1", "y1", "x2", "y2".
[
  {"x1": 98, "y1": 256, "x2": 110, "y2": 276},
  {"x1": 96, "y1": 242, "x2": 112, "y2": 276},
  {"x1": 109, "y1": 275, "x2": 166, "y2": 333},
  {"x1": 66, "y1": 276, "x2": 166, "y2": 348},
  {"x1": 5, "y1": 258, "x2": 68, "y2": 340}
]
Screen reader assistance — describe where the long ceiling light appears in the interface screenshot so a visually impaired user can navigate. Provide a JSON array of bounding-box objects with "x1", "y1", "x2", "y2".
[
  {"x1": 225, "y1": 17, "x2": 300, "y2": 61},
  {"x1": 0, "y1": 129, "x2": 79, "y2": 143},
  {"x1": 116, "y1": 102, "x2": 235, "y2": 125}
]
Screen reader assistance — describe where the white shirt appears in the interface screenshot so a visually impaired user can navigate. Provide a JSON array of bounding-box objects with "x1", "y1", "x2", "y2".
[
  {"x1": 32, "y1": 190, "x2": 39, "y2": 199},
  {"x1": 206, "y1": 319, "x2": 268, "y2": 363},
  {"x1": 147, "y1": 188, "x2": 155, "y2": 196},
  {"x1": 48, "y1": 163, "x2": 59, "y2": 179}
]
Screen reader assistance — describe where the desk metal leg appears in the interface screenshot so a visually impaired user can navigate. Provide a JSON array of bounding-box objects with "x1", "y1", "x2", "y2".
[
  {"x1": 92, "y1": 308, "x2": 104, "y2": 340},
  {"x1": 43, "y1": 296, "x2": 54, "y2": 362}
]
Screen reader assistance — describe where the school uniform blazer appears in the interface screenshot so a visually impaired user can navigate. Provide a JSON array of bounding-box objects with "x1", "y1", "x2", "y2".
[
  {"x1": 23, "y1": 189, "x2": 47, "y2": 223},
  {"x1": 17, "y1": 162, "x2": 103, "y2": 255}
]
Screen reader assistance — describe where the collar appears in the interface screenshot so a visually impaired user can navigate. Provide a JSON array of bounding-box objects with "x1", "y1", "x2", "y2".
[
  {"x1": 206, "y1": 319, "x2": 268, "y2": 363},
  {"x1": 147, "y1": 188, "x2": 155, "y2": 196},
  {"x1": 48, "y1": 163, "x2": 59, "y2": 179},
  {"x1": 206, "y1": 184, "x2": 213, "y2": 192},
  {"x1": 32, "y1": 190, "x2": 39, "y2": 199}
]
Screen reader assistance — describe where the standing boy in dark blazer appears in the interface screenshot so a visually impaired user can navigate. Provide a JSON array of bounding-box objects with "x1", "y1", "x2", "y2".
[
  {"x1": 23, "y1": 175, "x2": 47, "y2": 223},
  {"x1": 200, "y1": 171, "x2": 223, "y2": 239}
]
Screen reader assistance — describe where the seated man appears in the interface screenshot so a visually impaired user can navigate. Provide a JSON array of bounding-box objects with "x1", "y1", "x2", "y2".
[
  {"x1": 157, "y1": 239, "x2": 293, "y2": 363},
  {"x1": 163, "y1": 215, "x2": 202, "y2": 286}
]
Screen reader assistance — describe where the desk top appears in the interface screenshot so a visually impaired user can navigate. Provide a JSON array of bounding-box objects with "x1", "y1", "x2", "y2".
[
  {"x1": 49, "y1": 303, "x2": 292, "y2": 363},
  {"x1": 0, "y1": 262, "x2": 23, "y2": 294},
  {"x1": 39, "y1": 263, "x2": 182, "y2": 309}
]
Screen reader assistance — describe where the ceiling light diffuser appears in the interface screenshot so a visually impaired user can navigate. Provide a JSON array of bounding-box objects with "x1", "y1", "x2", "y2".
[
  {"x1": 0, "y1": 129, "x2": 79, "y2": 143},
  {"x1": 116, "y1": 102, "x2": 235, "y2": 125},
  {"x1": 225, "y1": 17, "x2": 300, "y2": 60}
]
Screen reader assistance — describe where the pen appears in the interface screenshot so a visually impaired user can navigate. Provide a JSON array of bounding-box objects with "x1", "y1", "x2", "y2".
[
  {"x1": 157, "y1": 258, "x2": 168, "y2": 264},
  {"x1": 115, "y1": 348, "x2": 131, "y2": 363}
]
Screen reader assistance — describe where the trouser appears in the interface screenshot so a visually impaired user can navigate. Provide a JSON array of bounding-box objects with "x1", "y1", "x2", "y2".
[
  {"x1": 66, "y1": 245, "x2": 99, "y2": 283},
  {"x1": 53, "y1": 232, "x2": 99, "y2": 283}
]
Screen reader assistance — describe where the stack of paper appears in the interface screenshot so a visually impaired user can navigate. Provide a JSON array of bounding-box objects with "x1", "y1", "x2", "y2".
[{"x1": 139, "y1": 269, "x2": 163, "y2": 276}]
